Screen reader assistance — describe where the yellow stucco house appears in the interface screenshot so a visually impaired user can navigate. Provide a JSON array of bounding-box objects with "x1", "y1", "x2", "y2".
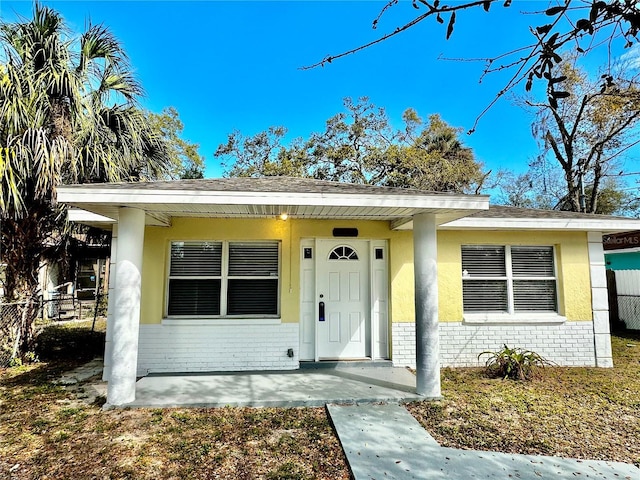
[{"x1": 58, "y1": 178, "x2": 640, "y2": 406}]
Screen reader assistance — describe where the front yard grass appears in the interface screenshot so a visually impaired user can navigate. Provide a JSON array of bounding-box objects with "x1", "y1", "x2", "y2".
[
  {"x1": 1, "y1": 320, "x2": 638, "y2": 479},
  {"x1": 0, "y1": 320, "x2": 349, "y2": 479},
  {"x1": 407, "y1": 332, "x2": 640, "y2": 467}
]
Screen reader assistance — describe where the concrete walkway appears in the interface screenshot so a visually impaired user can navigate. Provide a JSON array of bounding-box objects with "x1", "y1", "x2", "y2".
[
  {"x1": 55, "y1": 358, "x2": 104, "y2": 385},
  {"x1": 328, "y1": 403, "x2": 639, "y2": 480},
  {"x1": 127, "y1": 365, "x2": 422, "y2": 408}
]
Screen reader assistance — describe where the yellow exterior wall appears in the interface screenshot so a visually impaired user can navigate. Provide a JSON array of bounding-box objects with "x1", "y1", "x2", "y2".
[
  {"x1": 139, "y1": 218, "x2": 593, "y2": 325},
  {"x1": 140, "y1": 218, "x2": 413, "y2": 325},
  {"x1": 436, "y1": 230, "x2": 592, "y2": 322}
]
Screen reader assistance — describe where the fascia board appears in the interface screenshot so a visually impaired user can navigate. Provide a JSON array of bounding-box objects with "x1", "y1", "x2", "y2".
[
  {"x1": 57, "y1": 188, "x2": 490, "y2": 211},
  {"x1": 604, "y1": 247, "x2": 640, "y2": 254},
  {"x1": 440, "y1": 217, "x2": 640, "y2": 232}
]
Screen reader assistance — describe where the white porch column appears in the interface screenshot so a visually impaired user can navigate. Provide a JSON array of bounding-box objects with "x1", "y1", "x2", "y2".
[
  {"x1": 412, "y1": 213, "x2": 441, "y2": 398},
  {"x1": 107, "y1": 208, "x2": 145, "y2": 406}
]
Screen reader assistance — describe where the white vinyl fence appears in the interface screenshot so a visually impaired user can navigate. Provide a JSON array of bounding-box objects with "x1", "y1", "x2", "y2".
[{"x1": 613, "y1": 270, "x2": 640, "y2": 330}]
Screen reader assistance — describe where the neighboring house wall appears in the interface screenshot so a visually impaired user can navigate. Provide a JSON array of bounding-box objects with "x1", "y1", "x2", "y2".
[
  {"x1": 605, "y1": 251, "x2": 640, "y2": 270},
  {"x1": 133, "y1": 217, "x2": 601, "y2": 375}
]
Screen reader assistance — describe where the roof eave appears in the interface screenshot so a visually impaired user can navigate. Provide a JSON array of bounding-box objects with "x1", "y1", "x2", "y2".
[
  {"x1": 58, "y1": 186, "x2": 490, "y2": 227},
  {"x1": 440, "y1": 217, "x2": 640, "y2": 232},
  {"x1": 57, "y1": 187, "x2": 488, "y2": 209}
]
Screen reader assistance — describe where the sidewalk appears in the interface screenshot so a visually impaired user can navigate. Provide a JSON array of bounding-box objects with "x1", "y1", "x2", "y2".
[{"x1": 327, "y1": 403, "x2": 639, "y2": 480}]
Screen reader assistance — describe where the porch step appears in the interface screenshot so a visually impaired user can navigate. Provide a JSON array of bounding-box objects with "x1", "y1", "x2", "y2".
[{"x1": 300, "y1": 360, "x2": 393, "y2": 369}]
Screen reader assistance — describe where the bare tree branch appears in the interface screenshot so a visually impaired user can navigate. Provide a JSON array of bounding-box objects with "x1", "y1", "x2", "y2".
[{"x1": 303, "y1": 1, "x2": 640, "y2": 131}]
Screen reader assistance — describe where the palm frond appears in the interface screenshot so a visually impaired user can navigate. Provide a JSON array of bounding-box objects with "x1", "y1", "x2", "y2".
[
  {"x1": 77, "y1": 23, "x2": 128, "y2": 73},
  {"x1": 1, "y1": 3, "x2": 171, "y2": 218}
]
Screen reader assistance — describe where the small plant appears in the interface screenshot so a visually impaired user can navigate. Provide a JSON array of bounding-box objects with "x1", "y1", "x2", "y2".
[
  {"x1": 8, "y1": 356, "x2": 23, "y2": 367},
  {"x1": 478, "y1": 344, "x2": 551, "y2": 381},
  {"x1": 24, "y1": 351, "x2": 39, "y2": 364}
]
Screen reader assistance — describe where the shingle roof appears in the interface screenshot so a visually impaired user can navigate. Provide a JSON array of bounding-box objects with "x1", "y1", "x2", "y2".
[
  {"x1": 469, "y1": 205, "x2": 636, "y2": 222},
  {"x1": 64, "y1": 177, "x2": 462, "y2": 197},
  {"x1": 64, "y1": 177, "x2": 639, "y2": 222}
]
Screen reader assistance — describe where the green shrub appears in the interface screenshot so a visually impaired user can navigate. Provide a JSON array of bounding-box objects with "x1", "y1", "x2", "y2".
[
  {"x1": 35, "y1": 324, "x2": 105, "y2": 361},
  {"x1": 6, "y1": 351, "x2": 39, "y2": 367},
  {"x1": 478, "y1": 344, "x2": 551, "y2": 381}
]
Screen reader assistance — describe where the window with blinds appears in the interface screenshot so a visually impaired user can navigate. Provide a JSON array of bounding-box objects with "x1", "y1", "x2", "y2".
[
  {"x1": 461, "y1": 245, "x2": 557, "y2": 314},
  {"x1": 167, "y1": 241, "x2": 280, "y2": 317}
]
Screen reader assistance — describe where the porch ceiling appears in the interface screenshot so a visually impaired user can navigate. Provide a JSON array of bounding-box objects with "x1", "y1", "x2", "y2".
[
  {"x1": 59, "y1": 178, "x2": 490, "y2": 229},
  {"x1": 65, "y1": 203, "x2": 483, "y2": 228}
]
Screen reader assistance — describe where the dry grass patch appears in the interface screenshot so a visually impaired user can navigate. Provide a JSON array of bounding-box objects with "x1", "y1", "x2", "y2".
[
  {"x1": 1, "y1": 320, "x2": 348, "y2": 479},
  {"x1": 0, "y1": 364, "x2": 349, "y2": 479},
  {"x1": 407, "y1": 332, "x2": 640, "y2": 466},
  {"x1": 0, "y1": 368, "x2": 348, "y2": 479},
  {"x1": 4, "y1": 319, "x2": 639, "y2": 478}
]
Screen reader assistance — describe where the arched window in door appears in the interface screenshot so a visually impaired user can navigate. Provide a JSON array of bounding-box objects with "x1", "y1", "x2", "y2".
[{"x1": 328, "y1": 245, "x2": 359, "y2": 260}]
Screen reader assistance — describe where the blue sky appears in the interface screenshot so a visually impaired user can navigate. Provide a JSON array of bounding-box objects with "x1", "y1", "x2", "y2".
[{"x1": 0, "y1": 1, "x2": 632, "y2": 184}]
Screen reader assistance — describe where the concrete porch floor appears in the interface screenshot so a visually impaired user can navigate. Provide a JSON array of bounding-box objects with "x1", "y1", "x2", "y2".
[{"x1": 125, "y1": 364, "x2": 424, "y2": 408}]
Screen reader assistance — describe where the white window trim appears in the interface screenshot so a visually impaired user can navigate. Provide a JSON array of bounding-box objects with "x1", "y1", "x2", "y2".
[
  {"x1": 463, "y1": 312, "x2": 567, "y2": 325},
  {"x1": 462, "y1": 245, "x2": 559, "y2": 321},
  {"x1": 165, "y1": 239, "x2": 281, "y2": 319},
  {"x1": 162, "y1": 318, "x2": 282, "y2": 326}
]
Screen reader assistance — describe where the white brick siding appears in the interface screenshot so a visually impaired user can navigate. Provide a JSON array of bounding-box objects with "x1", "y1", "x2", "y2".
[
  {"x1": 391, "y1": 323, "x2": 417, "y2": 367},
  {"x1": 137, "y1": 323, "x2": 299, "y2": 376},
  {"x1": 392, "y1": 321, "x2": 596, "y2": 368}
]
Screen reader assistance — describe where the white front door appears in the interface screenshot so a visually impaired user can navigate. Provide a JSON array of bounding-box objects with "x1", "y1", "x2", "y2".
[{"x1": 316, "y1": 240, "x2": 370, "y2": 359}]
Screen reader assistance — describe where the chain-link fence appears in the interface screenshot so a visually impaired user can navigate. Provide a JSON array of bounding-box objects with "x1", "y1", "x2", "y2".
[
  {"x1": 608, "y1": 269, "x2": 640, "y2": 332},
  {"x1": 617, "y1": 294, "x2": 640, "y2": 330},
  {"x1": 0, "y1": 301, "x2": 32, "y2": 367}
]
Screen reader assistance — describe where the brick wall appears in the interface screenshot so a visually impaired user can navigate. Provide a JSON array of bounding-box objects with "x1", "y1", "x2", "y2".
[
  {"x1": 390, "y1": 323, "x2": 417, "y2": 367},
  {"x1": 137, "y1": 323, "x2": 299, "y2": 376},
  {"x1": 392, "y1": 321, "x2": 596, "y2": 368}
]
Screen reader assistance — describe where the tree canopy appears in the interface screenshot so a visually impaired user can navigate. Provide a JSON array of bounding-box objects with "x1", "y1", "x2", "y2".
[
  {"x1": 0, "y1": 5, "x2": 171, "y2": 217},
  {"x1": 216, "y1": 97, "x2": 486, "y2": 193},
  {"x1": 147, "y1": 107, "x2": 205, "y2": 179},
  {"x1": 497, "y1": 61, "x2": 640, "y2": 214},
  {"x1": 0, "y1": 4, "x2": 180, "y2": 360}
]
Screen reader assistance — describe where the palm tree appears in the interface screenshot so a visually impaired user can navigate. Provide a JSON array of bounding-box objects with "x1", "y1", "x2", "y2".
[{"x1": 0, "y1": 3, "x2": 170, "y2": 360}]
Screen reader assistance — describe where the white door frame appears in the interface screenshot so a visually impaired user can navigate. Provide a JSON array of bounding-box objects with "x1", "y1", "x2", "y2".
[{"x1": 299, "y1": 238, "x2": 389, "y2": 362}]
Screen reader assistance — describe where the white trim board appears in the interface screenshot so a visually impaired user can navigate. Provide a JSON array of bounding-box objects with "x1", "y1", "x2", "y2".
[
  {"x1": 58, "y1": 187, "x2": 489, "y2": 211},
  {"x1": 440, "y1": 216, "x2": 640, "y2": 232}
]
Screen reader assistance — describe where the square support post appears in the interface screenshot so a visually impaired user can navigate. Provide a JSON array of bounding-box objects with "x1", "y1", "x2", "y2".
[{"x1": 587, "y1": 231, "x2": 613, "y2": 367}]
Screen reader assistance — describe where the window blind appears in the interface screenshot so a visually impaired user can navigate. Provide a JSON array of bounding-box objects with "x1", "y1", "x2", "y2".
[
  {"x1": 170, "y1": 242, "x2": 222, "y2": 276},
  {"x1": 461, "y1": 245, "x2": 506, "y2": 277},
  {"x1": 228, "y1": 242, "x2": 279, "y2": 276},
  {"x1": 462, "y1": 245, "x2": 557, "y2": 314},
  {"x1": 168, "y1": 279, "x2": 221, "y2": 316}
]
